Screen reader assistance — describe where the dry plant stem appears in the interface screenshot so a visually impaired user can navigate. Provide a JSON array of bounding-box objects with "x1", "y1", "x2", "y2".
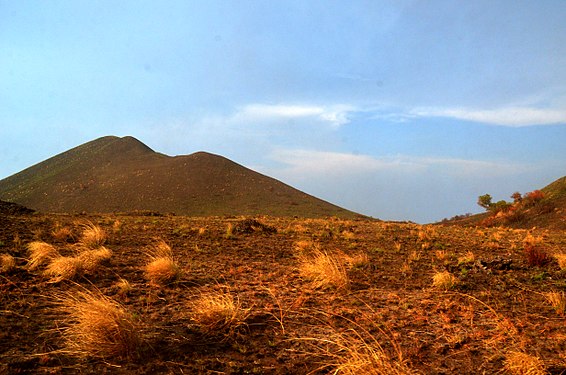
[{"x1": 57, "y1": 289, "x2": 142, "y2": 360}]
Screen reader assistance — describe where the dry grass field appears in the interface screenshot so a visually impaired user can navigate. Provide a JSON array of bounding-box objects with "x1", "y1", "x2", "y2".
[{"x1": 2, "y1": 212, "x2": 566, "y2": 374}]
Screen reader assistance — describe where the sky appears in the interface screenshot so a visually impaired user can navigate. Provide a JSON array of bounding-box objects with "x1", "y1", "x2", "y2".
[{"x1": 1, "y1": 1, "x2": 566, "y2": 223}]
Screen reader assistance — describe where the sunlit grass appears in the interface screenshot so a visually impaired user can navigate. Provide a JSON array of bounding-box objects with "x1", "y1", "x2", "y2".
[
  {"x1": 504, "y1": 351, "x2": 546, "y2": 375},
  {"x1": 190, "y1": 290, "x2": 249, "y2": 336},
  {"x1": 27, "y1": 241, "x2": 59, "y2": 270},
  {"x1": 56, "y1": 289, "x2": 142, "y2": 359},
  {"x1": 144, "y1": 240, "x2": 181, "y2": 286},
  {"x1": 0, "y1": 253, "x2": 16, "y2": 273},
  {"x1": 545, "y1": 291, "x2": 566, "y2": 315},
  {"x1": 432, "y1": 271, "x2": 458, "y2": 290},
  {"x1": 298, "y1": 249, "x2": 349, "y2": 290},
  {"x1": 44, "y1": 256, "x2": 83, "y2": 282},
  {"x1": 79, "y1": 222, "x2": 107, "y2": 249}
]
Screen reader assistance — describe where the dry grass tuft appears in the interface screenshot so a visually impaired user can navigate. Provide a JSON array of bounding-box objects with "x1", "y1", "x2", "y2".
[
  {"x1": 343, "y1": 252, "x2": 370, "y2": 268},
  {"x1": 79, "y1": 222, "x2": 107, "y2": 249},
  {"x1": 114, "y1": 278, "x2": 133, "y2": 296},
  {"x1": 27, "y1": 241, "x2": 59, "y2": 270},
  {"x1": 504, "y1": 351, "x2": 547, "y2": 375},
  {"x1": 57, "y1": 289, "x2": 142, "y2": 359},
  {"x1": 190, "y1": 290, "x2": 249, "y2": 335},
  {"x1": 144, "y1": 241, "x2": 181, "y2": 286},
  {"x1": 545, "y1": 291, "x2": 566, "y2": 315},
  {"x1": 44, "y1": 256, "x2": 83, "y2": 282},
  {"x1": 432, "y1": 271, "x2": 458, "y2": 290},
  {"x1": 298, "y1": 249, "x2": 349, "y2": 290},
  {"x1": 553, "y1": 253, "x2": 566, "y2": 270},
  {"x1": 1, "y1": 254, "x2": 17, "y2": 273},
  {"x1": 293, "y1": 240, "x2": 318, "y2": 254},
  {"x1": 304, "y1": 327, "x2": 417, "y2": 375},
  {"x1": 457, "y1": 251, "x2": 475, "y2": 265},
  {"x1": 78, "y1": 246, "x2": 112, "y2": 273},
  {"x1": 52, "y1": 226, "x2": 75, "y2": 242}
]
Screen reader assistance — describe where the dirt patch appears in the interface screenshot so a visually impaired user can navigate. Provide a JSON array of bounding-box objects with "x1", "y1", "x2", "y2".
[{"x1": 0, "y1": 200, "x2": 34, "y2": 216}]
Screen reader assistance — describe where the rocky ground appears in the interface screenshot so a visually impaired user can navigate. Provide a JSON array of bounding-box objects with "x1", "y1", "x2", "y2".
[{"x1": 1, "y1": 211, "x2": 566, "y2": 374}]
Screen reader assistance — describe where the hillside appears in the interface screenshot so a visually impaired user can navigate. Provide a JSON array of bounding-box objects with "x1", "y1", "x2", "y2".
[
  {"x1": 443, "y1": 176, "x2": 566, "y2": 229},
  {"x1": 0, "y1": 136, "x2": 359, "y2": 218}
]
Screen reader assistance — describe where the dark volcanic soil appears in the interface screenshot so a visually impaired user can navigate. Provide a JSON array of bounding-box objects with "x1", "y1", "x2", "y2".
[{"x1": 1, "y1": 212, "x2": 566, "y2": 374}]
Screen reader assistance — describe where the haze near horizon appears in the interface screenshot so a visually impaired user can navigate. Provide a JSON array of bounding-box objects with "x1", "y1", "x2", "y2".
[{"x1": 1, "y1": 1, "x2": 566, "y2": 223}]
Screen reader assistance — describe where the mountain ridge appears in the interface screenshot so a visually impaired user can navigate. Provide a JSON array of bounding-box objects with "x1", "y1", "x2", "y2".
[{"x1": 0, "y1": 136, "x2": 361, "y2": 218}]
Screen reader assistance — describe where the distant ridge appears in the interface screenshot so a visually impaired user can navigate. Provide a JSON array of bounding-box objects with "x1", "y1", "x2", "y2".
[{"x1": 0, "y1": 136, "x2": 361, "y2": 218}]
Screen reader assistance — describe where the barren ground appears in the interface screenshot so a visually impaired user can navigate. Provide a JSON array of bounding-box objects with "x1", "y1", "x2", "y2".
[{"x1": 1, "y1": 212, "x2": 566, "y2": 374}]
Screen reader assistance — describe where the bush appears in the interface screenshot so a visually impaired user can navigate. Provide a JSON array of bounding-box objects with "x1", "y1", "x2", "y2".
[{"x1": 523, "y1": 234, "x2": 549, "y2": 267}]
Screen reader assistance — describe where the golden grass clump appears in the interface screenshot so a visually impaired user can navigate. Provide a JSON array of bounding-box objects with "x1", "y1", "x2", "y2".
[
  {"x1": 1, "y1": 254, "x2": 17, "y2": 273},
  {"x1": 57, "y1": 290, "x2": 142, "y2": 359},
  {"x1": 144, "y1": 240, "x2": 181, "y2": 286},
  {"x1": 553, "y1": 253, "x2": 566, "y2": 270},
  {"x1": 504, "y1": 351, "x2": 547, "y2": 375},
  {"x1": 79, "y1": 222, "x2": 107, "y2": 249},
  {"x1": 78, "y1": 246, "x2": 113, "y2": 273},
  {"x1": 293, "y1": 240, "x2": 317, "y2": 254},
  {"x1": 457, "y1": 251, "x2": 475, "y2": 265},
  {"x1": 51, "y1": 226, "x2": 75, "y2": 242},
  {"x1": 298, "y1": 249, "x2": 349, "y2": 290},
  {"x1": 545, "y1": 291, "x2": 566, "y2": 315},
  {"x1": 113, "y1": 278, "x2": 133, "y2": 296},
  {"x1": 27, "y1": 241, "x2": 59, "y2": 270},
  {"x1": 306, "y1": 329, "x2": 416, "y2": 375},
  {"x1": 343, "y1": 252, "x2": 370, "y2": 268},
  {"x1": 432, "y1": 271, "x2": 458, "y2": 290},
  {"x1": 190, "y1": 290, "x2": 249, "y2": 335},
  {"x1": 44, "y1": 256, "x2": 83, "y2": 282}
]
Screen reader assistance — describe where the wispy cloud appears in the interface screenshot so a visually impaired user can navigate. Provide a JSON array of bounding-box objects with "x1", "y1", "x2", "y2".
[
  {"x1": 234, "y1": 103, "x2": 355, "y2": 127},
  {"x1": 410, "y1": 106, "x2": 566, "y2": 126},
  {"x1": 268, "y1": 149, "x2": 531, "y2": 178}
]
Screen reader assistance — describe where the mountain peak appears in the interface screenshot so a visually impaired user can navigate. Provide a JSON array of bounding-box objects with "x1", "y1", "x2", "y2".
[{"x1": 0, "y1": 136, "x2": 359, "y2": 218}]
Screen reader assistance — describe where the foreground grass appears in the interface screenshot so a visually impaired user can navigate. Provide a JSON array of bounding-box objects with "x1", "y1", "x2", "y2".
[
  {"x1": 3, "y1": 215, "x2": 566, "y2": 374},
  {"x1": 56, "y1": 289, "x2": 142, "y2": 360}
]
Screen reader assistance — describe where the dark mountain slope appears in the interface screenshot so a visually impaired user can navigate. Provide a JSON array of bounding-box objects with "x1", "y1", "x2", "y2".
[{"x1": 0, "y1": 136, "x2": 360, "y2": 218}]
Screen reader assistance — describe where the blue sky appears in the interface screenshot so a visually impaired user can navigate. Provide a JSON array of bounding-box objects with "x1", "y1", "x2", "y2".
[{"x1": 1, "y1": 1, "x2": 566, "y2": 222}]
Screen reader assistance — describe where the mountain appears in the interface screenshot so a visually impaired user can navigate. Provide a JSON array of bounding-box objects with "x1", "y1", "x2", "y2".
[
  {"x1": 0, "y1": 136, "x2": 361, "y2": 218},
  {"x1": 443, "y1": 176, "x2": 566, "y2": 229}
]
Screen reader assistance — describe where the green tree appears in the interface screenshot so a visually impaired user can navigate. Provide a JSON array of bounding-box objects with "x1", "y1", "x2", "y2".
[{"x1": 477, "y1": 194, "x2": 493, "y2": 210}]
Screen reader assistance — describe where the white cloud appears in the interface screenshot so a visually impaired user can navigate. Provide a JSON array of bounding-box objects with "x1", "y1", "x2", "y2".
[
  {"x1": 267, "y1": 149, "x2": 531, "y2": 179},
  {"x1": 411, "y1": 106, "x2": 566, "y2": 126},
  {"x1": 235, "y1": 103, "x2": 355, "y2": 127}
]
